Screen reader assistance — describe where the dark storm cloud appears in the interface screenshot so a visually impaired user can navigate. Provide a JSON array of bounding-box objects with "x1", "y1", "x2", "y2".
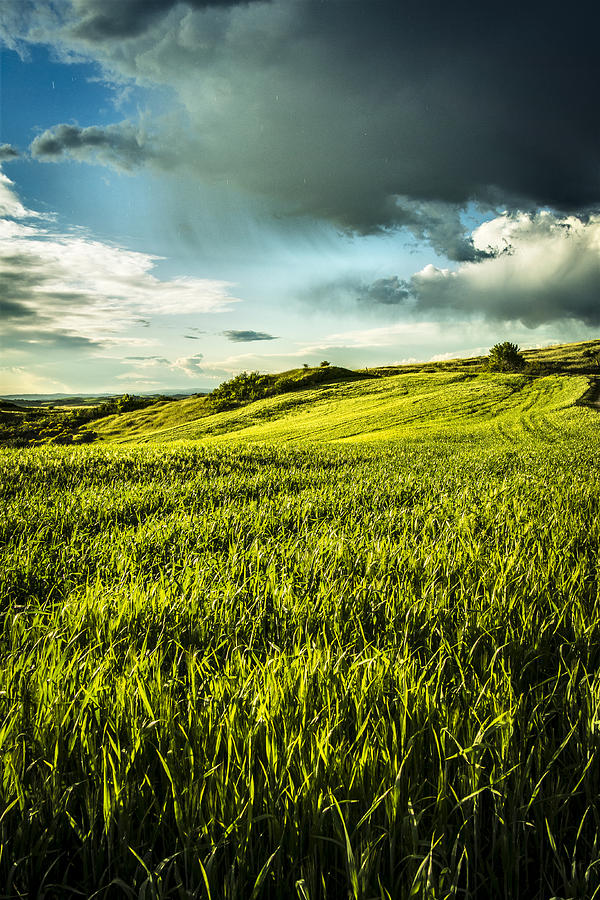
[
  {"x1": 393, "y1": 200, "x2": 494, "y2": 263},
  {"x1": 223, "y1": 329, "x2": 278, "y2": 342},
  {"x1": 70, "y1": 0, "x2": 266, "y2": 41},
  {"x1": 11, "y1": 0, "x2": 600, "y2": 259},
  {"x1": 109, "y1": 0, "x2": 599, "y2": 230},
  {"x1": 0, "y1": 144, "x2": 19, "y2": 161},
  {"x1": 305, "y1": 275, "x2": 411, "y2": 311},
  {"x1": 409, "y1": 262, "x2": 600, "y2": 328},
  {"x1": 0, "y1": 298, "x2": 37, "y2": 319},
  {"x1": 28, "y1": 331, "x2": 104, "y2": 349},
  {"x1": 30, "y1": 122, "x2": 156, "y2": 171},
  {"x1": 363, "y1": 277, "x2": 411, "y2": 306}
]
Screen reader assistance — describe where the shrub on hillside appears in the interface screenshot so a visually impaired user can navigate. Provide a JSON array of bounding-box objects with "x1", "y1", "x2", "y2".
[
  {"x1": 209, "y1": 371, "x2": 273, "y2": 409},
  {"x1": 488, "y1": 342, "x2": 526, "y2": 372}
]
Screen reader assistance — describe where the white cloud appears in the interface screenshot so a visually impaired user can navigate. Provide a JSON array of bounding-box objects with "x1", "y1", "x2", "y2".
[
  {"x1": 0, "y1": 172, "x2": 43, "y2": 219},
  {"x1": 410, "y1": 212, "x2": 600, "y2": 325},
  {"x1": 429, "y1": 347, "x2": 489, "y2": 362},
  {"x1": 0, "y1": 173, "x2": 241, "y2": 349},
  {"x1": 172, "y1": 353, "x2": 204, "y2": 377}
]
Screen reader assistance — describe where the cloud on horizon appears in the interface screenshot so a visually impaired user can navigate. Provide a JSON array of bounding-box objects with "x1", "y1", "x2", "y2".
[
  {"x1": 303, "y1": 212, "x2": 600, "y2": 328},
  {"x1": 116, "y1": 351, "x2": 205, "y2": 382},
  {"x1": 173, "y1": 353, "x2": 204, "y2": 377},
  {"x1": 408, "y1": 213, "x2": 600, "y2": 327}
]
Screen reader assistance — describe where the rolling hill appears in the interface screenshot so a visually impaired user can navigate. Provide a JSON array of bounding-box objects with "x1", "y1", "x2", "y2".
[{"x1": 89, "y1": 351, "x2": 600, "y2": 445}]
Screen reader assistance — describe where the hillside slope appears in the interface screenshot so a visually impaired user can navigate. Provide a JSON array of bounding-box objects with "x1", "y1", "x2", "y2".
[{"x1": 91, "y1": 371, "x2": 594, "y2": 444}]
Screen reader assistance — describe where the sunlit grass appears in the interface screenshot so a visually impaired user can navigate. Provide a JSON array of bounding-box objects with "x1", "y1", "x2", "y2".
[
  {"x1": 91, "y1": 372, "x2": 592, "y2": 445},
  {"x1": 3, "y1": 429, "x2": 600, "y2": 897}
]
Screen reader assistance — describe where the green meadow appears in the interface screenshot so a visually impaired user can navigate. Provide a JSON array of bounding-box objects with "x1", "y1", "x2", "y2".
[
  {"x1": 3, "y1": 352, "x2": 600, "y2": 898},
  {"x1": 93, "y1": 371, "x2": 588, "y2": 445}
]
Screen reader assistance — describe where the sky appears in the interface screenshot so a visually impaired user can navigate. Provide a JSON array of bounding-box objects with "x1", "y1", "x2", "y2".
[{"x1": 0, "y1": 0, "x2": 599, "y2": 394}]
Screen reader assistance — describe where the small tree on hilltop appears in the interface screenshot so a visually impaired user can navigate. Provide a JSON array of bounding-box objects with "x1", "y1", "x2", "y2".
[
  {"x1": 487, "y1": 342, "x2": 526, "y2": 372},
  {"x1": 320, "y1": 360, "x2": 330, "y2": 368}
]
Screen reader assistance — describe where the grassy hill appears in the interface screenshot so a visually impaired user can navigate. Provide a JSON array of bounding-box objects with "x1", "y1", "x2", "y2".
[
  {"x1": 91, "y1": 368, "x2": 595, "y2": 445},
  {"x1": 0, "y1": 339, "x2": 590, "y2": 447},
  {"x1": 372, "y1": 337, "x2": 600, "y2": 375}
]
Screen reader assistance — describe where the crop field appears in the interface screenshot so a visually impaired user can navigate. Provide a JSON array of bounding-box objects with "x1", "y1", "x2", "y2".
[{"x1": 2, "y1": 373, "x2": 600, "y2": 898}]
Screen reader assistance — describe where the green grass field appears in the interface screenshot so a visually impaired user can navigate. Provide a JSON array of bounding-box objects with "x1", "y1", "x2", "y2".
[
  {"x1": 92, "y1": 371, "x2": 592, "y2": 445},
  {"x1": 3, "y1": 357, "x2": 600, "y2": 898}
]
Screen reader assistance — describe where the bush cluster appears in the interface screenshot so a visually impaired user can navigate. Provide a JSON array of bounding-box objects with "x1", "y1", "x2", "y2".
[
  {"x1": 0, "y1": 394, "x2": 168, "y2": 447},
  {"x1": 208, "y1": 371, "x2": 277, "y2": 410}
]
